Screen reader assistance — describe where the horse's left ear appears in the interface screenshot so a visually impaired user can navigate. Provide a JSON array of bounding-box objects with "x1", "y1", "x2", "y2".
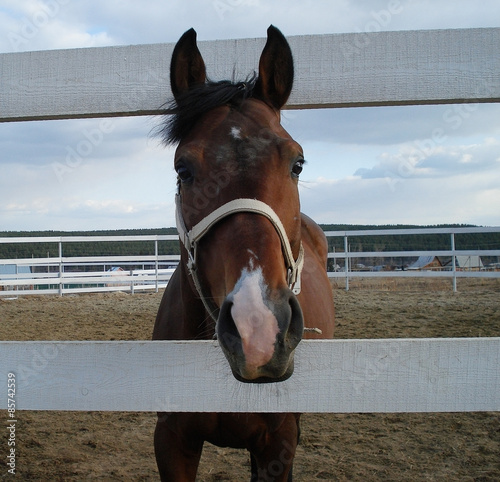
[{"x1": 254, "y1": 25, "x2": 294, "y2": 111}]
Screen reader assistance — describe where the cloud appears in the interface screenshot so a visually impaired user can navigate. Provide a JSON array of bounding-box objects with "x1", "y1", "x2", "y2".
[
  {"x1": 3, "y1": 0, "x2": 497, "y2": 55},
  {"x1": 299, "y1": 169, "x2": 500, "y2": 226},
  {"x1": 0, "y1": 117, "x2": 178, "y2": 231},
  {"x1": 1, "y1": 1, "x2": 500, "y2": 231},
  {"x1": 355, "y1": 138, "x2": 500, "y2": 180},
  {"x1": 0, "y1": 196, "x2": 174, "y2": 231},
  {"x1": 283, "y1": 104, "x2": 500, "y2": 147},
  {"x1": 0, "y1": 0, "x2": 117, "y2": 52},
  {"x1": 390, "y1": 0, "x2": 500, "y2": 31}
]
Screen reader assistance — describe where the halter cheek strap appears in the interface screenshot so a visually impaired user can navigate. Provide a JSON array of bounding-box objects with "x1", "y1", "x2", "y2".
[{"x1": 175, "y1": 194, "x2": 305, "y2": 321}]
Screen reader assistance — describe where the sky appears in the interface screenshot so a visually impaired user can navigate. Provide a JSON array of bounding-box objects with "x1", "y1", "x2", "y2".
[{"x1": 0, "y1": 0, "x2": 499, "y2": 231}]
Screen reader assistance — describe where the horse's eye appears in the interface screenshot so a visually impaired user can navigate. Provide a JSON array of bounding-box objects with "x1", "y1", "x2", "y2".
[
  {"x1": 176, "y1": 165, "x2": 193, "y2": 183},
  {"x1": 291, "y1": 159, "x2": 304, "y2": 178}
]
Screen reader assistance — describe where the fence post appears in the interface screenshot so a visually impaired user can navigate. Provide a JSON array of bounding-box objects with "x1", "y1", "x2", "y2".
[
  {"x1": 58, "y1": 240, "x2": 63, "y2": 297},
  {"x1": 344, "y1": 235, "x2": 349, "y2": 291},
  {"x1": 451, "y1": 232, "x2": 457, "y2": 292},
  {"x1": 155, "y1": 239, "x2": 159, "y2": 293}
]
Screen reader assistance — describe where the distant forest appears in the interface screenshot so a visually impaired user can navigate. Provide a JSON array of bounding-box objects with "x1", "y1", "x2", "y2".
[
  {"x1": 320, "y1": 223, "x2": 500, "y2": 253},
  {"x1": 1, "y1": 225, "x2": 498, "y2": 265},
  {"x1": 0, "y1": 228, "x2": 179, "y2": 260},
  {"x1": 321, "y1": 223, "x2": 500, "y2": 268}
]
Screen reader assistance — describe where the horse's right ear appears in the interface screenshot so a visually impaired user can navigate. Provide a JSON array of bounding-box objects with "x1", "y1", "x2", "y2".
[{"x1": 170, "y1": 28, "x2": 207, "y2": 99}]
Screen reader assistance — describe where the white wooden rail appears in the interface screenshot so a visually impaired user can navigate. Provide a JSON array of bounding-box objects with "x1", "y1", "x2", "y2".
[
  {"x1": 1, "y1": 28, "x2": 499, "y2": 413},
  {"x1": 1, "y1": 28, "x2": 499, "y2": 122},
  {"x1": 1, "y1": 339, "x2": 499, "y2": 412}
]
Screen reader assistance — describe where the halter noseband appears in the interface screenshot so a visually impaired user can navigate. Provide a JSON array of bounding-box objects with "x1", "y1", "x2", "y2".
[{"x1": 175, "y1": 194, "x2": 305, "y2": 321}]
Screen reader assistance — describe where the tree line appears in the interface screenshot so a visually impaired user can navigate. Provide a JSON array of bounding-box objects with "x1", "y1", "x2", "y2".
[
  {"x1": 0, "y1": 225, "x2": 498, "y2": 262},
  {"x1": 322, "y1": 224, "x2": 500, "y2": 253},
  {"x1": 0, "y1": 228, "x2": 179, "y2": 260}
]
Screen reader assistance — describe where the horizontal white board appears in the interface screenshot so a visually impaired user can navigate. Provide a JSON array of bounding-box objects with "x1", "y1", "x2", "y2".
[
  {"x1": 1, "y1": 28, "x2": 499, "y2": 122},
  {"x1": 324, "y1": 226, "x2": 500, "y2": 237},
  {"x1": 328, "y1": 271, "x2": 500, "y2": 279},
  {"x1": 1, "y1": 339, "x2": 498, "y2": 412},
  {"x1": 0, "y1": 235, "x2": 177, "y2": 243}
]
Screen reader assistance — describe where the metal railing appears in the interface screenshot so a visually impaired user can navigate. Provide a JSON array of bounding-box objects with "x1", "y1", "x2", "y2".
[
  {"x1": 0, "y1": 235, "x2": 179, "y2": 296},
  {"x1": 325, "y1": 226, "x2": 500, "y2": 291},
  {"x1": 1, "y1": 227, "x2": 499, "y2": 296}
]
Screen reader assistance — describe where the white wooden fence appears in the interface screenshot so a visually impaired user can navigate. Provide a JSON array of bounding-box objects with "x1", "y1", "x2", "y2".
[
  {"x1": 1, "y1": 339, "x2": 499, "y2": 412},
  {"x1": 0, "y1": 234, "x2": 179, "y2": 296},
  {"x1": 1, "y1": 226, "x2": 499, "y2": 296},
  {"x1": 1, "y1": 28, "x2": 499, "y2": 413},
  {"x1": 326, "y1": 226, "x2": 500, "y2": 291}
]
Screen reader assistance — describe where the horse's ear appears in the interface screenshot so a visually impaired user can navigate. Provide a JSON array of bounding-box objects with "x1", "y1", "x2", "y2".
[
  {"x1": 253, "y1": 25, "x2": 294, "y2": 111},
  {"x1": 170, "y1": 28, "x2": 207, "y2": 99}
]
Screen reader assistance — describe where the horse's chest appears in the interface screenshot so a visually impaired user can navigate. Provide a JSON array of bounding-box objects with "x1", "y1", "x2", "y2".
[{"x1": 205, "y1": 413, "x2": 289, "y2": 449}]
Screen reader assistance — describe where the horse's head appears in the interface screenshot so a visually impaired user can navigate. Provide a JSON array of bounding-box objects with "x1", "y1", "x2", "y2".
[{"x1": 162, "y1": 26, "x2": 305, "y2": 382}]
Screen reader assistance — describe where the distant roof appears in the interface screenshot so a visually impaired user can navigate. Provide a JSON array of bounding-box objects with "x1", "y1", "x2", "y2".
[
  {"x1": 456, "y1": 256, "x2": 483, "y2": 268},
  {"x1": 408, "y1": 256, "x2": 435, "y2": 270},
  {"x1": 0, "y1": 264, "x2": 31, "y2": 276}
]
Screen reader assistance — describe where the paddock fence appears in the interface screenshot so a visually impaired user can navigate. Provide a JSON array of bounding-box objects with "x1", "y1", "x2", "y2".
[
  {"x1": 1, "y1": 226, "x2": 499, "y2": 296},
  {"x1": 0, "y1": 234, "x2": 179, "y2": 296},
  {"x1": 1, "y1": 27, "x2": 499, "y2": 413},
  {"x1": 326, "y1": 226, "x2": 500, "y2": 291}
]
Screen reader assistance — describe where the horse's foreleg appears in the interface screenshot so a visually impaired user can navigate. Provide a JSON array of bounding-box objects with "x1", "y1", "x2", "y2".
[
  {"x1": 249, "y1": 444, "x2": 296, "y2": 481},
  {"x1": 250, "y1": 455, "x2": 294, "y2": 481},
  {"x1": 154, "y1": 413, "x2": 203, "y2": 482},
  {"x1": 249, "y1": 416, "x2": 299, "y2": 482}
]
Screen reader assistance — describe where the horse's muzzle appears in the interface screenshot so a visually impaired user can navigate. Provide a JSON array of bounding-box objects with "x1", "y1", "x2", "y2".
[{"x1": 217, "y1": 287, "x2": 304, "y2": 383}]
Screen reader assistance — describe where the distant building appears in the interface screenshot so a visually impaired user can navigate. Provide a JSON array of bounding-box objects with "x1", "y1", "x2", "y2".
[
  {"x1": 0, "y1": 264, "x2": 32, "y2": 291},
  {"x1": 408, "y1": 256, "x2": 443, "y2": 270},
  {"x1": 105, "y1": 266, "x2": 127, "y2": 287},
  {"x1": 455, "y1": 256, "x2": 483, "y2": 270},
  {"x1": 408, "y1": 255, "x2": 484, "y2": 271}
]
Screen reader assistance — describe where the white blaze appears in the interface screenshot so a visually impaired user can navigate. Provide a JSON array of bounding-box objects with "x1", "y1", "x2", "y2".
[
  {"x1": 230, "y1": 126, "x2": 242, "y2": 140},
  {"x1": 230, "y1": 267, "x2": 279, "y2": 373}
]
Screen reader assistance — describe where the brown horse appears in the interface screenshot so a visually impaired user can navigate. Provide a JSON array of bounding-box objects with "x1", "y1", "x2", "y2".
[{"x1": 153, "y1": 26, "x2": 334, "y2": 481}]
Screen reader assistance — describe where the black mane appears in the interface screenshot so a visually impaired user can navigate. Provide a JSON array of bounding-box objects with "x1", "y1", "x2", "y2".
[{"x1": 159, "y1": 76, "x2": 257, "y2": 145}]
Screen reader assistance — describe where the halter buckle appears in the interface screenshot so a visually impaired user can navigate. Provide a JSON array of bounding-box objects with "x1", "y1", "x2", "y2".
[{"x1": 186, "y1": 246, "x2": 196, "y2": 274}]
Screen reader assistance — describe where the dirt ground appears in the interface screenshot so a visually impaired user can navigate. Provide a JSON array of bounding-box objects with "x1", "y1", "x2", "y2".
[{"x1": 1, "y1": 277, "x2": 499, "y2": 481}]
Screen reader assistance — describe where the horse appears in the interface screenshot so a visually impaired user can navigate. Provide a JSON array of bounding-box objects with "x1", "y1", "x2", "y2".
[{"x1": 153, "y1": 25, "x2": 335, "y2": 481}]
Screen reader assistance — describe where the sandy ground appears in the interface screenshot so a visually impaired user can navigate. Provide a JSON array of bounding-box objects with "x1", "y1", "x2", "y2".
[{"x1": 0, "y1": 277, "x2": 499, "y2": 481}]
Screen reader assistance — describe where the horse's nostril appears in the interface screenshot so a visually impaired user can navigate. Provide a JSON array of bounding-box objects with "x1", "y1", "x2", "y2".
[
  {"x1": 286, "y1": 292, "x2": 304, "y2": 346},
  {"x1": 217, "y1": 299, "x2": 241, "y2": 349}
]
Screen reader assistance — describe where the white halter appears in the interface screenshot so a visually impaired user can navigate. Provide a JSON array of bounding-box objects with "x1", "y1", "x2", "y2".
[{"x1": 175, "y1": 194, "x2": 305, "y2": 321}]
